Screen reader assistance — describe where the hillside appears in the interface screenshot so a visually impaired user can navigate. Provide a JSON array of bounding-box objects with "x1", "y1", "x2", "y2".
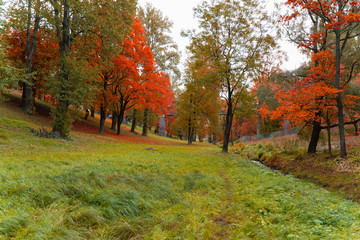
[{"x1": 0, "y1": 100, "x2": 360, "y2": 239}]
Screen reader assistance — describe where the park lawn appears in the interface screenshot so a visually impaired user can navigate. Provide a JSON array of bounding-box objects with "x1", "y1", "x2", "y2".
[{"x1": 0, "y1": 104, "x2": 360, "y2": 239}]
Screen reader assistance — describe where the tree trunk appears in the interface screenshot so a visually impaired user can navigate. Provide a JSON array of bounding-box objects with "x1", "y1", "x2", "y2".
[
  {"x1": 335, "y1": 5, "x2": 346, "y2": 157},
  {"x1": 24, "y1": 0, "x2": 41, "y2": 114},
  {"x1": 130, "y1": 109, "x2": 137, "y2": 132},
  {"x1": 354, "y1": 122, "x2": 358, "y2": 136},
  {"x1": 52, "y1": 100, "x2": 69, "y2": 137},
  {"x1": 192, "y1": 130, "x2": 196, "y2": 142},
  {"x1": 111, "y1": 111, "x2": 117, "y2": 130},
  {"x1": 187, "y1": 116, "x2": 192, "y2": 145},
  {"x1": 187, "y1": 131, "x2": 193, "y2": 145},
  {"x1": 84, "y1": 109, "x2": 89, "y2": 120},
  {"x1": 308, "y1": 120, "x2": 322, "y2": 154},
  {"x1": 31, "y1": 86, "x2": 36, "y2": 111},
  {"x1": 90, "y1": 106, "x2": 95, "y2": 117},
  {"x1": 212, "y1": 133, "x2": 217, "y2": 145},
  {"x1": 257, "y1": 110, "x2": 261, "y2": 139},
  {"x1": 167, "y1": 117, "x2": 171, "y2": 138},
  {"x1": 327, "y1": 126, "x2": 332, "y2": 157},
  {"x1": 23, "y1": 84, "x2": 33, "y2": 114},
  {"x1": 179, "y1": 131, "x2": 183, "y2": 140},
  {"x1": 116, "y1": 109, "x2": 125, "y2": 135},
  {"x1": 51, "y1": 0, "x2": 72, "y2": 138},
  {"x1": 99, "y1": 105, "x2": 106, "y2": 134},
  {"x1": 142, "y1": 108, "x2": 148, "y2": 136},
  {"x1": 222, "y1": 102, "x2": 233, "y2": 153}
]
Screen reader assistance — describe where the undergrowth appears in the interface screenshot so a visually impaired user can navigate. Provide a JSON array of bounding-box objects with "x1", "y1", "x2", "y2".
[{"x1": 232, "y1": 137, "x2": 360, "y2": 204}]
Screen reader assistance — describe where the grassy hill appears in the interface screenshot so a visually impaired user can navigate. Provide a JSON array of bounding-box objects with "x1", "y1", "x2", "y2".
[{"x1": 1, "y1": 99, "x2": 360, "y2": 239}]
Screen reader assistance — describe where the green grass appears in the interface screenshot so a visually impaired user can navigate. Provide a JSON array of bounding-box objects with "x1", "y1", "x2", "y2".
[
  {"x1": 232, "y1": 138, "x2": 360, "y2": 203},
  {"x1": 1, "y1": 103, "x2": 360, "y2": 239}
]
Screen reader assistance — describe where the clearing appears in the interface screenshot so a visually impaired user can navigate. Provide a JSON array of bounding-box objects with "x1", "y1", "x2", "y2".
[{"x1": 0, "y1": 100, "x2": 360, "y2": 239}]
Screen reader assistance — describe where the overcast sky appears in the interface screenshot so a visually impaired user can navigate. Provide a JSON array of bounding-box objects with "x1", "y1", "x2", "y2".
[{"x1": 138, "y1": 0, "x2": 308, "y2": 72}]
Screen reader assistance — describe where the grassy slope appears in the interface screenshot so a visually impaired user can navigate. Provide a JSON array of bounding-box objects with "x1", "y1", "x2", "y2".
[
  {"x1": 233, "y1": 133, "x2": 360, "y2": 203},
  {"x1": 1, "y1": 102, "x2": 360, "y2": 239}
]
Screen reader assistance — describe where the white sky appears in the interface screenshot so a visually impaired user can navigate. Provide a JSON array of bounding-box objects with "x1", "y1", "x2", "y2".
[{"x1": 138, "y1": 0, "x2": 308, "y2": 72}]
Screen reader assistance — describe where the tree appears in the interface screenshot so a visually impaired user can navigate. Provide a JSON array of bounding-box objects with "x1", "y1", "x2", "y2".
[
  {"x1": 284, "y1": 0, "x2": 360, "y2": 157},
  {"x1": 175, "y1": 59, "x2": 220, "y2": 145},
  {"x1": 48, "y1": 0, "x2": 137, "y2": 138},
  {"x1": 253, "y1": 70, "x2": 282, "y2": 139},
  {"x1": 88, "y1": 1, "x2": 136, "y2": 135},
  {"x1": 269, "y1": 50, "x2": 359, "y2": 156},
  {"x1": 138, "y1": 3, "x2": 180, "y2": 79},
  {"x1": 185, "y1": 0, "x2": 277, "y2": 152},
  {"x1": 110, "y1": 18, "x2": 156, "y2": 135},
  {"x1": 281, "y1": 7, "x2": 331, "y2": 154},
  {"x1": 4, "y1": 25, "x2": 58, "y2": 106},
  {"x1": 0, "y1": 0, "x2": 26, "y2": 95},
  {"x1": 138, "y1": 3, "x2": 180, "y2": 136},
  {"x1": 6, "y1": 0, "x2": 45, "y2": 113},
  {"x1": 141, "y1": 71, "x2": 174, "y2": 136}
]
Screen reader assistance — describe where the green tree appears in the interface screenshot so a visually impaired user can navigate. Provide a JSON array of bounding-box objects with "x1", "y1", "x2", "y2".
[
  {"x1": 6, "y1": 0, "x2": 45, "y2": 114},
  {"x1": 175, "y1": 58, "x2": 220, "y2": 144},
  {"x1": 185, "y1": 0, "x2": 278, "y2": 152},
  {"x1": 90, "y1": 2, "x2": 135, "y2": 135},
  {"x1": 47, "y1": 0, "x2": 136, "y2": 138}
]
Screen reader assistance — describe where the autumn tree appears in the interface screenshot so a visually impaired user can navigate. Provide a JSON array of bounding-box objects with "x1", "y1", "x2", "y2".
[
  {"x1": 140, "y1": 71, "x2": 174, "y2": 136},
  {"x1": 109, "y1": 18, "x2": 156, "y2": 135},
  {"x1": 345, "y1": 80, "x2": 360, "y2": 135},
  {"x1": 269, "y1": 51, "x2": 359, "y2": 156},
  {"x1": 176, "y1": 61, "x2": 220, "y2": 145},
  {"x1": 284, "y1": 0, "x2": 360, "y2": 157},
  {"x1": 4, "y1": 25, "x2": 58, "y2": 106},
  {"x1": 5, "y1": 0, "x2": 47, "y2": 113},
  {"x1": 185, "y1": 0, "x2": 278, "y2": 152},
  {"x1": 176, "y1": 83, "x2": 219, "y2": 144},
  {"x1": 253, "y1": 69, "x2": 284, "y2": 139},
  {"x1": 47, "y1": 0, "x2": 136, "y2": 138},
  {"x1": 137, "y1": 3, "x2": 180, "y2": 136},
  {"x1": 0, "y1": 1, "x2": 26, "y2": 94},
  {"x1": 89, "y1": 3, "x2": 135, "y2": 135}
]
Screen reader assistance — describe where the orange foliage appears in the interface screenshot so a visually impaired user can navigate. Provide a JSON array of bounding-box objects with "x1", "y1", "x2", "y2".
[
  {"x1": 93, "y1": 18, "x2": 174, "y2": 117},
  {"x1": 4, "y1": 27, "x2": 58, "y2": 98},
  {"x1": 270, "y1": 49, "x2": 359, "y2": 126},
  {"x1": 284, "y1": 0, "x2": 360, "y2": 30}
]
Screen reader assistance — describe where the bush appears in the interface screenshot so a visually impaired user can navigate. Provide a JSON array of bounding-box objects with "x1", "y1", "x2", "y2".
[
  {"x1": 232, "y1": 142, "x2": 285, "y2": 169},
  {"x1": 260, "y1": 151, "x2": 281, "y2": 169},
  {"x1": 32, "y1": 127, "x2": 72, "y2": 140}
]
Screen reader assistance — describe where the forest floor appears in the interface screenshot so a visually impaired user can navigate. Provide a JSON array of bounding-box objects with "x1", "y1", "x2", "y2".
[{"x1": 1, "y1": 97, "x2": 360, "y2": 239}]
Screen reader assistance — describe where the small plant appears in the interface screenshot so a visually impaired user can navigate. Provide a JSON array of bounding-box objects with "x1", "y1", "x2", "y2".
[
  {"x1": 260, "y1": 151, "x2": 281, "y2": 169},
  {"x1": 31, "y1": 127, "x2": 72, "y2": 140},
  {"x1": 32, "y1": 127, "x2": 55, "y2": 138}
]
